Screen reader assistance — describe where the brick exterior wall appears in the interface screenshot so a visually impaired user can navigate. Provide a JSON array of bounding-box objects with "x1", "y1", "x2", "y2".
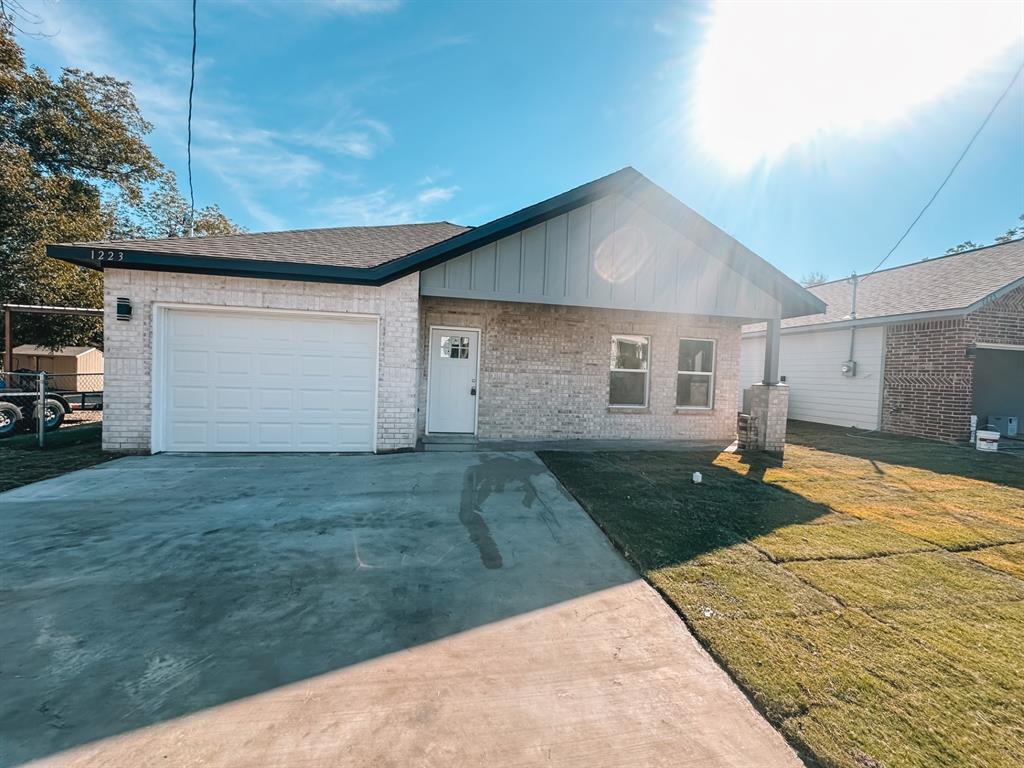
[
  {"x1": 747, "y1": 383, "x2": 789, "y2": 454},
  {"x1": 101, "y1": 269, "x2": 420, "y2": 453},
  {"x1": 882, "y1": 283, "x2": 1024, "y2": 443},
  {"x1": 419, "y1": 296, "x2": 741, "y2": 442}
]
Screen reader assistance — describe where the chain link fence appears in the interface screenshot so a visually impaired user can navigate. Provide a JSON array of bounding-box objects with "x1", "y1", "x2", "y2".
[{"x1": 0, "y1": 371, "x2": 103, "y2": 445}]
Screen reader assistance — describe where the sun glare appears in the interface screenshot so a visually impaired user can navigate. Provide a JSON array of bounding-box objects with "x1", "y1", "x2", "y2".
[{"x1": 691, "y1": 1, "x2": 1024, "y2": 173}]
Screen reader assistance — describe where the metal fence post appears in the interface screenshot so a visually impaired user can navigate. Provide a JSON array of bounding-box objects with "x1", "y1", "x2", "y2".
[{"x1": 38, "y1": 371, "x2": 46, "y2": 449}]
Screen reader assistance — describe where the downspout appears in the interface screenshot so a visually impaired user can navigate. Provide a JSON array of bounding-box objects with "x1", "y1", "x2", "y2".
[{"x1": 848, "y1": 273, "x2": 858, "y2": 364}]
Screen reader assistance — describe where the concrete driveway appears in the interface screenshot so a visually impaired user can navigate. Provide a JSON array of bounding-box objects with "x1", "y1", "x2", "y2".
[{"x1": 1, "y1": 452, "x2": 800, "y2": 768}]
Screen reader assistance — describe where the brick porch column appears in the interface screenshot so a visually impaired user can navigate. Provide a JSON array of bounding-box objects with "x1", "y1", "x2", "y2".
[{"x1": 748, "y1": 383, "x2": 789, "y2": 455}]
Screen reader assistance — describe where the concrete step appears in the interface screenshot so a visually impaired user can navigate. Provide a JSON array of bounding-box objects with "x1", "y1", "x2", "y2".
[
  {"x1": 419, "y1": 434, "x2": 478, "y2": 452},
  {"x1": 422, "y1": 442, "x2": 477, "y2": 452}
]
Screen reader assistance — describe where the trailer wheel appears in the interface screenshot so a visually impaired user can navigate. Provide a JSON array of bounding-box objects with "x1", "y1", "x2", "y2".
[
  {"x1": 32, "y1": 398, "x2": 66, "y2": 431},
  {"x1": 0, "y1": 402, "x2": 23, "y2": 437}
]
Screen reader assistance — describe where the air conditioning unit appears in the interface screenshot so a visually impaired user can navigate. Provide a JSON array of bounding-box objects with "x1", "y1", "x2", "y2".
[{"x1": 989, "y1": 415, "x2": 1019, "y2": 438}]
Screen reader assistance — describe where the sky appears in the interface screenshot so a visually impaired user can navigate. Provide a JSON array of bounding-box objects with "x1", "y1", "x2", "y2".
[{"x1": 14, "y1": 0, "x2": 1024, "y2": 283}]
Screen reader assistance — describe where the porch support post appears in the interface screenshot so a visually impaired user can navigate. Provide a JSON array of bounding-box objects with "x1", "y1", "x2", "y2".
[
  {"x1": 3, "y1": 306, "x2": 11, "y2": 374},
  {"x1": 763, "y1": 317, "x2": 781, "y2": 385}
]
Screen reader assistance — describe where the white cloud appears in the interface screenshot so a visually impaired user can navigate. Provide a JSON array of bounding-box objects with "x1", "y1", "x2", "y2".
[
  {"x1": 288, "y1": 118, "x2": 393, "y2": 159},
  {"x1": 319, "y1": 184, "x2": 459, "y2": 226},
  {"x1": 317, "y1": 0, "x2": 401, "y2": 15},
  {"x1": 417, "y1": 185, "x2": 459, "y2": 205},
  {"x1": 691, "y1": 1, "x2": 1024, "y2": 172}
]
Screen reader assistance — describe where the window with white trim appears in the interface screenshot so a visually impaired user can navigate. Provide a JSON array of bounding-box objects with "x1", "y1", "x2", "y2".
[
  {"x1": 609, "y1": 335, "x2": 650, "y2": 407},
  {"x1": 676, "y1": 338, "x2": 714, "y2": 408}
]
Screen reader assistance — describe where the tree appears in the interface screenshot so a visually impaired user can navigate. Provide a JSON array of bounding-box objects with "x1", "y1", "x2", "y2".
[
  {"x1": 800, "y1": 271, "x2": 828, "y2": 287},
  {"x1": 993, "y1": 214, "x2": 1024, "y2": 245},
  {"x1": 105, "y1": 170, "x2": 243, "y2": 240},
  {"x1": 0, "y1": 23, "x2": 241, "y2": 354},
  {"x1": 945, "y1": 241, "x2": 980, "y2": 255},
  {"x1": 946, "y1": 213, "x2": 1023, "y2": 255}
]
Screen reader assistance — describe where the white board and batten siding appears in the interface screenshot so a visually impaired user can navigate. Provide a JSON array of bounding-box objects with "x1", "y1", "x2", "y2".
[
  {"x1": 421, "y1": 193, "x2": 782, "y2": 320},
  {"x1": 740, "y1": 326, "x2": 885, "y2": 430}
]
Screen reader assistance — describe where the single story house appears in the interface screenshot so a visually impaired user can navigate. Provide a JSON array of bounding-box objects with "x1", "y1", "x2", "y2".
[
  {"x1": 47, "y1": 168, "x2": 822, "y2": 454},
  {"x1": 11, "y1": 344, "x2": 104, "y2": 392},
  {"x1": 740, "y1": 239, "x2": 1024, "y2": 442}
]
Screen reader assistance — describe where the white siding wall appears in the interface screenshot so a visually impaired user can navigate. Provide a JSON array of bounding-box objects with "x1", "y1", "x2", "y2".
[{"x1": 740, "y1": 326, "x2": 885, "y2": 430}]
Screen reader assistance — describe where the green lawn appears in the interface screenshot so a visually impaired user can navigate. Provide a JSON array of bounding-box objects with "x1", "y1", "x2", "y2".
[
  {"x1": 540, "y1": 421, "x2": 1024, "y2": 768},
  {"x1": 0, "y1": 424, "x2": 112, "y2": 492}
]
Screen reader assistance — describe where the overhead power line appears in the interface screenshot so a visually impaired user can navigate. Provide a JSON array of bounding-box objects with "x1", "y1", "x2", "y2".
[
  {"x1": 863, "y1": 56, "x2": 1024, "y2": 280},
  {"x1": 186, "y1": 0, "x2": 197, "y2": 237}
]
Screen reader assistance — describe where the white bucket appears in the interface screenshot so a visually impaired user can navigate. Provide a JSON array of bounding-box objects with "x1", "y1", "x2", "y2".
[{"x1": 976, "y1": 430, "x2": 1000, "y2": 452}]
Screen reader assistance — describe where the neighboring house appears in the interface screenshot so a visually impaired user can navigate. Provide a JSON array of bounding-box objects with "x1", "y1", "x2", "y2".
[
  {"x1": 740, "y1": 239, "x2": 1024, "y2": 442},
  {"x1": 47, "y1": 168, "x2": 822, "y2": 454},
  {"x1": 11, "y1": 344, "x2": 104, "y2": 391}
]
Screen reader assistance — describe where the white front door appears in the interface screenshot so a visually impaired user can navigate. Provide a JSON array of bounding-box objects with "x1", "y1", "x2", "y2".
[{"x1": 427, "y1": 328, "x2": 479, "y2": 434}]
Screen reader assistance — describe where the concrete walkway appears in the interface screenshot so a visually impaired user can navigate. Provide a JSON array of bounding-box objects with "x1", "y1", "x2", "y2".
[{"x1": 1, "y1": 452, "x2": 800, "y2": 768}]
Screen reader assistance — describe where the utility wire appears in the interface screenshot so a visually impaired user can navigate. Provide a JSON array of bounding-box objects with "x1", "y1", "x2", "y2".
[
  {"x1": 186, "y1": 0, "x2": 197, "y2": 237},
  {"x1": 863, "y1": 57, "x2": 1024, "y2": 280}
]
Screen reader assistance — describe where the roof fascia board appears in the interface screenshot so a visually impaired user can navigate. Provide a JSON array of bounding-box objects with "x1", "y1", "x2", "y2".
[
  {"x1": 741, "y1": 307, "x2": 971, "y2": 337},
  {"x1": 44, "y1": 245, "x2": 394, "y2": 285},
  {"x1": 963, "y1": 274, "x2": 1024, "y2": 314}
]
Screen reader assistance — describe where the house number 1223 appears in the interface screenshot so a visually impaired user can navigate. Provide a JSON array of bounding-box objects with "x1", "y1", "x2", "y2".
[{"x1": 90, "y1": 250, "x2": 125, "y2": 261}]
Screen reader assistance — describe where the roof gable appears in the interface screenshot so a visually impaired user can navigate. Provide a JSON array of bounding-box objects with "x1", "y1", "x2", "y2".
[{"x1": 46, "y1": 168, "x2": 823, "y2": 318}]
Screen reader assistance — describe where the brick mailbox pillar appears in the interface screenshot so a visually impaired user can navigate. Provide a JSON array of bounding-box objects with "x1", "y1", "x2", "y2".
[{"x1": 747, "y1": 383, "x2": 789, "y2": 455}]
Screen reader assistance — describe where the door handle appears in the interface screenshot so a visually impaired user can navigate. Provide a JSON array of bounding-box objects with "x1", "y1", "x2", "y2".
[{"x1": 470, "y1": 387, "x2": 477, "y2": 396}]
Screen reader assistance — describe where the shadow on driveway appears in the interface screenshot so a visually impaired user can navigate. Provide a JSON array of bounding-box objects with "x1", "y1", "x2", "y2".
[{"x1": 0, "y1": 449, "x2": 803, "y2": 767}]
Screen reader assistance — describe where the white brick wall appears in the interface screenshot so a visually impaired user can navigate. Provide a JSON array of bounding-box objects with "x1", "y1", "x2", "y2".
[
  {"x1": 102, "y1": 269, "x2": 420, "y2": 453},
  {"x1": 419, "y1": 297, "x2": 741, "y2": 442}
]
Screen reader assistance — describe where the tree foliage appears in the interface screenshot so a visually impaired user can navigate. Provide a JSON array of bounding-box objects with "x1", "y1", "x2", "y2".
[
  {"x1": 0, "y1": 23, "x2": 241, "y2": 354},
  {"x1": 800, "y1": 271, "x2": 828, "y2": 287},
  {"x1": 946, "y1": 214, "x2": 1023, "y2": 255},
  {"x1": 105, "y1": 170, "x2": 243, "y2": 240}
]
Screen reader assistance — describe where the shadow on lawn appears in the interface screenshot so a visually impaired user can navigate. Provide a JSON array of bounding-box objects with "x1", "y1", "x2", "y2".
[
  {"x1": 786, "y1": 420, "x2": 1024, "y2": 491},
  {"x1": 539, "y1": 447, "x2": 833, "y2": 572}
]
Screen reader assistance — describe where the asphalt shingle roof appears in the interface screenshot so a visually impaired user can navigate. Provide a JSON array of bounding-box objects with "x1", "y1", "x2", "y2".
[
  {"x1": 62, "y1": 222, "x2": 472, "y2": 270},
  {"x1": 759, "y1": 239, "x2": 1024, "y2": 331}
]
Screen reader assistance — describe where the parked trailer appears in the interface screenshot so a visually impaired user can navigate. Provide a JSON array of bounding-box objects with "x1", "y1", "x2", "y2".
[{"x1": 0, "y1": 390, "x2": 71, "y2": 437}]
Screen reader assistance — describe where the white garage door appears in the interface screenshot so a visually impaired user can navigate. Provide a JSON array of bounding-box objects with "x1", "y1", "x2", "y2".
[{"x1": 159, "y1": 309, "x2": 377, "y2": 452}]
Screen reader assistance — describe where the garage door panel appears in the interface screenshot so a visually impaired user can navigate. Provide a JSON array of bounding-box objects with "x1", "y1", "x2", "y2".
[
  {"x1": 299, "y1": 355, "x2": 334, "y2": 377},
  {"x1": 299, "y1": 389, "x2": 334, "y2": 412},
  {"x1": 257, "y1": 423, "x2": 293, "y2": 446},
  {"x1": 296, "y1": 422, "x2": 334, "y2": 446},
  {"x1": 214, "y1": 422, "x2": 252, "y2": 447},
  {"x1": 169, "y1": 422, "x2": 207, "y2": 448},
  {"x1": 257, "y1": 354, "x2": 295, "y2": 377},
  {"x1": 217, "y1": 352, "x2": 252, "y2": 375},
  {"x1": 172, "y1": 313, "x2": 211, "y2": 337},
  {"x1": 171, "y1": 385, "x2": 208, "y2": 410},
  {"x1": 215, "y1": 388, "x2": 251, "y2": 410},
  {"x1": 172, "y1": 350, "x2": 209, "y2": 374},
  {"x1": 162, "y1": 310, "x2": 377, "y2": 452},
  {"x1": 256, "y1": 388, "x2": 294, "y2": 410}
]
